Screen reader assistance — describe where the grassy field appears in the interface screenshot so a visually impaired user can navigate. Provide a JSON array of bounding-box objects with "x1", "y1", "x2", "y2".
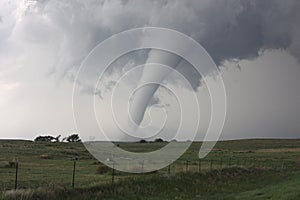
[{"x1": 0, "y1": 139, "x2": 300, "y2": 199}]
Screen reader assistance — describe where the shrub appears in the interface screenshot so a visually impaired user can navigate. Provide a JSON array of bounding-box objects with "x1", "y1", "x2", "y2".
[
  {"x1": 96, "y1": 165, "x2": 111, "y2": 174},
  {"x1": 8, "y1": 161, "x2": 16, "y2": 168}
]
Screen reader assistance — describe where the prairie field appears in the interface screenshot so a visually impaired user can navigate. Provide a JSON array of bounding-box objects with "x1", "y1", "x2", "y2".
[{"x1": 0, "y1": 139, "x2": 300, "y2": 199}]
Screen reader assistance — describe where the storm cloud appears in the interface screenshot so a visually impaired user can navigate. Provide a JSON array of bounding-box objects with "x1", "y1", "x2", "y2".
[
  {"x1": 0, "y1": 0, "x2": 300, "y2": 140},
  {"x1": 1, "y1": 0, "x2": 299, "y2": 78}
]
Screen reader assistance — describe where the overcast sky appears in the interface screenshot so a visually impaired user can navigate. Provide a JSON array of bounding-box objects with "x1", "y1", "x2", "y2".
[{"x1": 0, "y1": 0, "x2": 300, "y2": 141}]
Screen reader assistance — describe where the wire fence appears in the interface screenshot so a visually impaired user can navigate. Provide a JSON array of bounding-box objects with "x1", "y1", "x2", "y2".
[{"x1": 0, "y1": 157, "x2": 298, "y2": 191}]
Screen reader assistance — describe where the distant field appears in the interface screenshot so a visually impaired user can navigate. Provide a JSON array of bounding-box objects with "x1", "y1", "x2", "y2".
[{"x1": 0, "y1": 139, "x2": 300, "y2": 199}]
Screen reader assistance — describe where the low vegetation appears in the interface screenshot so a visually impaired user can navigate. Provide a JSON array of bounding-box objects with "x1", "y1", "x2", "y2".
[
  {"x1": 0, "y1": 139, "x2": 300, "y2": 199},
  {"x1": 1, "y1": 168, "x2": 300, "y2": 200}
]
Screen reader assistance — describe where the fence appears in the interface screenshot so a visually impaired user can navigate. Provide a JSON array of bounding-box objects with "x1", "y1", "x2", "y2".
[{"x1": 0, "y1": 157, "x2": 297, "y2": 191}]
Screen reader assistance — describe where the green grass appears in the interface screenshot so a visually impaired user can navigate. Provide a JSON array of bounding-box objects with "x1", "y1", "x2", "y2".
[
  {"x1": 0, "y1": 139, "x2": 300, "y2": 199},
  {"x1": 2, "y1": 168, "x2": 300, "y2": 200},
  {"x1": 232, "y1": 170, "x2": 300, "y2": 200},
  {"x1": 62, "y1": 168, "x2": 291, "y2": 200}
]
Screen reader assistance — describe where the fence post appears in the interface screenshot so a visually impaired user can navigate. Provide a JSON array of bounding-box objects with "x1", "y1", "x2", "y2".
[
  {"x1": 72, "y1": 157, "x2": 78, "y2": 189},
  {"x1": 198, "y1": 160, "x2": 201, "y2": 172},
  {"x1": 112, "y1": 161, "x2": 115, "y2": 185},
  {"x1": 15, "y1": 160, "x2": 18, "y2": 190},
  {"x1": 186, "y1": 160, "x2": 189, "y2": 172}
]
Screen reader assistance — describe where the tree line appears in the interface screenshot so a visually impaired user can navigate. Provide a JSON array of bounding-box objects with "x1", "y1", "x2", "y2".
[{"x1": 34, "y1": 134, "x2": 81, "y2": 143}]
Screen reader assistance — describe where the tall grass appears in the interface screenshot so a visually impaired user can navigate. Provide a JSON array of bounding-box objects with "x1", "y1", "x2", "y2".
[{"x1": 1, "y1": 167, "x2": 295, "y2": 200}]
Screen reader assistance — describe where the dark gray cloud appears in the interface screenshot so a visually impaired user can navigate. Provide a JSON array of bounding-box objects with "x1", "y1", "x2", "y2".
[
  {"x1": 196, "y1": 0, "x2": 300, "y2": 64},
  {"x1": 32, "y1": 0, "x2": 300, "y2": 91},
  {"x1": 1, "y1": 0, "x2": 299, "y2": 96},
  {"x1": 4, "y1": 0, "x2": 298, "y2": 73}
]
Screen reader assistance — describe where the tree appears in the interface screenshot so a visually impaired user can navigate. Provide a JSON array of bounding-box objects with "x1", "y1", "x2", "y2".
[
  {"x1": 34, "y1": 135, "x2": 55, "y2": 142},
  {"x1": 34, "y1": 135, "x2": 62, "y2": 142},
  {"x1": 139, "y1": 139, "x2": 147, "y2": 143},
  {"x1": 154, "y1": 138, "x2": 164, "y2": 143},
  {"x1": 54, "y1": 135, "x2": 61, "y2": 142},
  {"x1": 66, "y1": 134, "x2": 81, "y2": 143}
]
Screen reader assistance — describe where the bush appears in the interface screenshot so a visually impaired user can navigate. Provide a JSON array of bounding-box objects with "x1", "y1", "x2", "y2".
[
  {"x1": 8, "y1": 161, "x2": 16, "y2": 168},
  {"x1": 96, "y1": 165, "x2": 111, "y2": 174}
]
